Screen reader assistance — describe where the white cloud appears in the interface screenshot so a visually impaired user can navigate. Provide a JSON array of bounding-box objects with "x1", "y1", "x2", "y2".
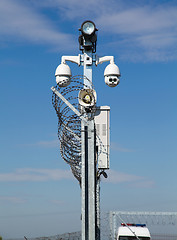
[
  {"x1": 50, "y1": 199, "x2": 65, "y2": 205},
  {"x1": 96, "y1": 4, "x2": 177, "y2": 61},
  {"x1": 0, "y1": 196, "x2": 26, "y2": 204},
  {"x1": 0, "y1": 0, "x2": 176, "y2": 61},
  {"x1": 21, "y1": 139, "x2": 59, "y2": 148},
  {"x1": 111, "y1": 142, "x2": 135, "y2": 152},
  {"x1": 0, "y1": 168, "x2": 153, "y2": 187},
  {"x1": 35, "y1": 140, "x2": 59, "y2": 147},
  {"x1": 29, "y1": 0, "x2": 111, "y2": 19},
  {"x1": 97, "y1": 6, "x2": 177, "y2": 35},
  {"x1": 37, "y1": 1, "x2": 177, "y2": 61},
  {"x1": 130, "y1": 180, "x2": 155, "y2": 188},
  {"x1": 0, "y1": 168, "x2": 73, "y2": 182},
  {"x1": 0, "y1": 0, "x2": 73, "y2": 49},
  {"x1": 103, "y1": 170, "x2": 154, "y2": 188},
  {"x1": 104, "y1": 170, "x2": 142, "y2": 183}
]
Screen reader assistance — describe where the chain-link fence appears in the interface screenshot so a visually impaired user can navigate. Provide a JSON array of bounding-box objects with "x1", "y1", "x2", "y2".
[
  {"x1": 6, "y1": 212, "x2": 177, "y2": 240},
  {"x1": 108, "y1": 211, "x2": 177, "y2": 240},
  {"x1": 151, "y1": 234, "x2": 177, "y2": 240},
  {"x1": 33, "y1": 231, "x2": 81, "y2": 240}
]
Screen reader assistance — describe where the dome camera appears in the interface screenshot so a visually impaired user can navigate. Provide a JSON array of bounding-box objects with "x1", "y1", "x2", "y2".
[
  {"x1": 104, "y1": 63, "x2": 120, "y2": 87},
  {"x1": 55, "y1": 63, "x2": 72, "y2": 87}
]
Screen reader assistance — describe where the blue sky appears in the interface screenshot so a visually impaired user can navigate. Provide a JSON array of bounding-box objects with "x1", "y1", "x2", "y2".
[{"x1": 0, "y1": 0, "x2": 177, "y2": 238}]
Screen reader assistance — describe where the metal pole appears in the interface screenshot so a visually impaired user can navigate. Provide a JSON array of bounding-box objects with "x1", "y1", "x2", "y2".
[
  {"x1": 81, "y1": 121, "x2": 96, "y2": 240},
  {"x1": 81, "y1": 122, "x2": 87, "y2": 240},
  {"x1": 88, "y1": 119, "x2": 96, "y2": 239},
  {"x1": 83, "y1": 51, "x2": 93, "y2": 88},
  {"x1": 81, "y1": 49, "x2": 97, "y2": 240},
  {"x1": 109, "y1": 211, "x2": 113, "y2": 240},
  {"x1": 111, "y1": 212, "x2": 117, "y2": 240},
  {"x1": 96, "y1": 178, "x2": 100, "y2": 240},
  {"x1": 52, "y1": 20, "x2": 120, "y2": 240}
]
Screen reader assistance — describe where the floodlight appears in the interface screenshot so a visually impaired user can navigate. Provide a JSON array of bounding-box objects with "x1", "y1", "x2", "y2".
[
  {"x1": 79, "y1": 20, "x2": 98, "y2": 53},
  {"x1": 81, "y1": 21, "x2": 96, "y2": 36}
]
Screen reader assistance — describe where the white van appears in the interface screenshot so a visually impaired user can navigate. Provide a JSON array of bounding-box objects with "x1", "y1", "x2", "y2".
[{"x1": 117, "y1": 223, "x2": 151, "y2": 240}]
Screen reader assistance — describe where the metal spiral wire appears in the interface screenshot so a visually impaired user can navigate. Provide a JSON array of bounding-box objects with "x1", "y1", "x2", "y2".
[{"x1": 52, "y1": 75, "x2": 96, "y2": 183}]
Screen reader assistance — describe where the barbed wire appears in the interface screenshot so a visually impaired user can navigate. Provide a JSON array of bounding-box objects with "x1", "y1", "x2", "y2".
[{"x1": 52, "y1": 75, "x2": 100, "y2": 183}]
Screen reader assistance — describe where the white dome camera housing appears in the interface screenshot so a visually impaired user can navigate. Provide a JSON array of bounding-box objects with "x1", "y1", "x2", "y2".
[
  {"x1": 55, "y1": 63, "x2": 72, "y2": 87},
  {"x1": 104, "y1": 63, "x2": 120, "y2": 87}
]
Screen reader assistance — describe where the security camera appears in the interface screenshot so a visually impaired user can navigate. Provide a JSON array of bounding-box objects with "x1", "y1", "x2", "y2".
[
  {"x1": 104, "y1": 63, "x2": 120, "y2": 87},
  {"x1": 55, "y1": 63, "x2": 72, "y2": 87}
]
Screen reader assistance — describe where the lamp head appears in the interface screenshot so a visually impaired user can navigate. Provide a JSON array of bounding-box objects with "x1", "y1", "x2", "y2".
[
  {"x1": 81, "y1": 21, "x2": 96, "y2": 36},
  {"x1": 79, "y1": 20, "x2": 98, "y2": 53}
]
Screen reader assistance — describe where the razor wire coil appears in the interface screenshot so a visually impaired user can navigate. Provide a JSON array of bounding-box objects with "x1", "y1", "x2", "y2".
[{"x1": 52, "y1": 75, "x2": 99, "y2": 183}]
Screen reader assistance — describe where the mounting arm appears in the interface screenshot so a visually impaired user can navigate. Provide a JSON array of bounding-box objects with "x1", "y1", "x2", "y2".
[
  {"x1": 61, "y1": 55, "x2": 81, "y2": 66},
  {"x1": 96, "y1": 56, "x2": 115, "y2": 66}
]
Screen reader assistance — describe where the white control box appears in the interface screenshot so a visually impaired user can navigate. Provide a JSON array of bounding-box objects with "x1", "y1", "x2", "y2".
[{"x1": 94, "y1": 106, "x2": 110, "y2": 169}]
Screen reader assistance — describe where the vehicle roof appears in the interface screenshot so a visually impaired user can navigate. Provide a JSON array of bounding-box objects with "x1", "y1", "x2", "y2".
[{"x1": 117, "y1": 226, "x2": 151, "y2": 237}]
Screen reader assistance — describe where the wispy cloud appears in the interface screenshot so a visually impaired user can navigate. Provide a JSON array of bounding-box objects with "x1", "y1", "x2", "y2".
[
  {"x1": 96, "y1": 4, "x2": 177, "y2": 61},
  {"x1": 40, "y1": 0, "x2": 177, "y2": 61},
  {"x1": 21, "y1": 139, "x2": 59, "y2": 148},
  {"x1": 35, "y1": 0, "x2": 177, "y2": 61},
  {"x1": 104, "y1": 170, "x2": 142, "y2": 183},
  {"x1": 29, "y1": 0, "x2": 109, "y2": 19},
  {"x1": 97, "y1": 6, "x2": 177, "y2": 35},
  {"x1": 103, "y1": 170, "x2": 154, "y2": 188},
  {"x1": 0, "y1": 196, "x2": 26, "y2": 204},
  {"x1": 0, "y1": 168, "x2": 153, "y2": 187},
  {"x1": 0, "y1": 0, "x2": 176, "y2": 61},
  {"x1": 35, "y1": 140, "x2": 59, "y2": 147},
  {"x1": 0, "y1": 168, "x2": 73, "y2": 182},
  {"x1": 111, "y1": 142, "x2": 135, "y2": 152},
  {"x1": 129, "y1": 180, "x2": 155, "y2": 188},
  {"x1": 50, "y1": 199, "x2": 66, "y2": 205},
  {"x1": 0, "y1": 0, "x2": 74, "y2": 49}
]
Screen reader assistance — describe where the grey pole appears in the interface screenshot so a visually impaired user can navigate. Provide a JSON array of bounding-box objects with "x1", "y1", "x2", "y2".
[
  {"x1": 81, "y1": 48, "x2": 97, "y2": 240},
  {"x1": 96, "y1": 178, "x2": 101, "y2": 240},
  {"x1": 52, "y1": 20, "x2": 120, "y2": 240}
]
